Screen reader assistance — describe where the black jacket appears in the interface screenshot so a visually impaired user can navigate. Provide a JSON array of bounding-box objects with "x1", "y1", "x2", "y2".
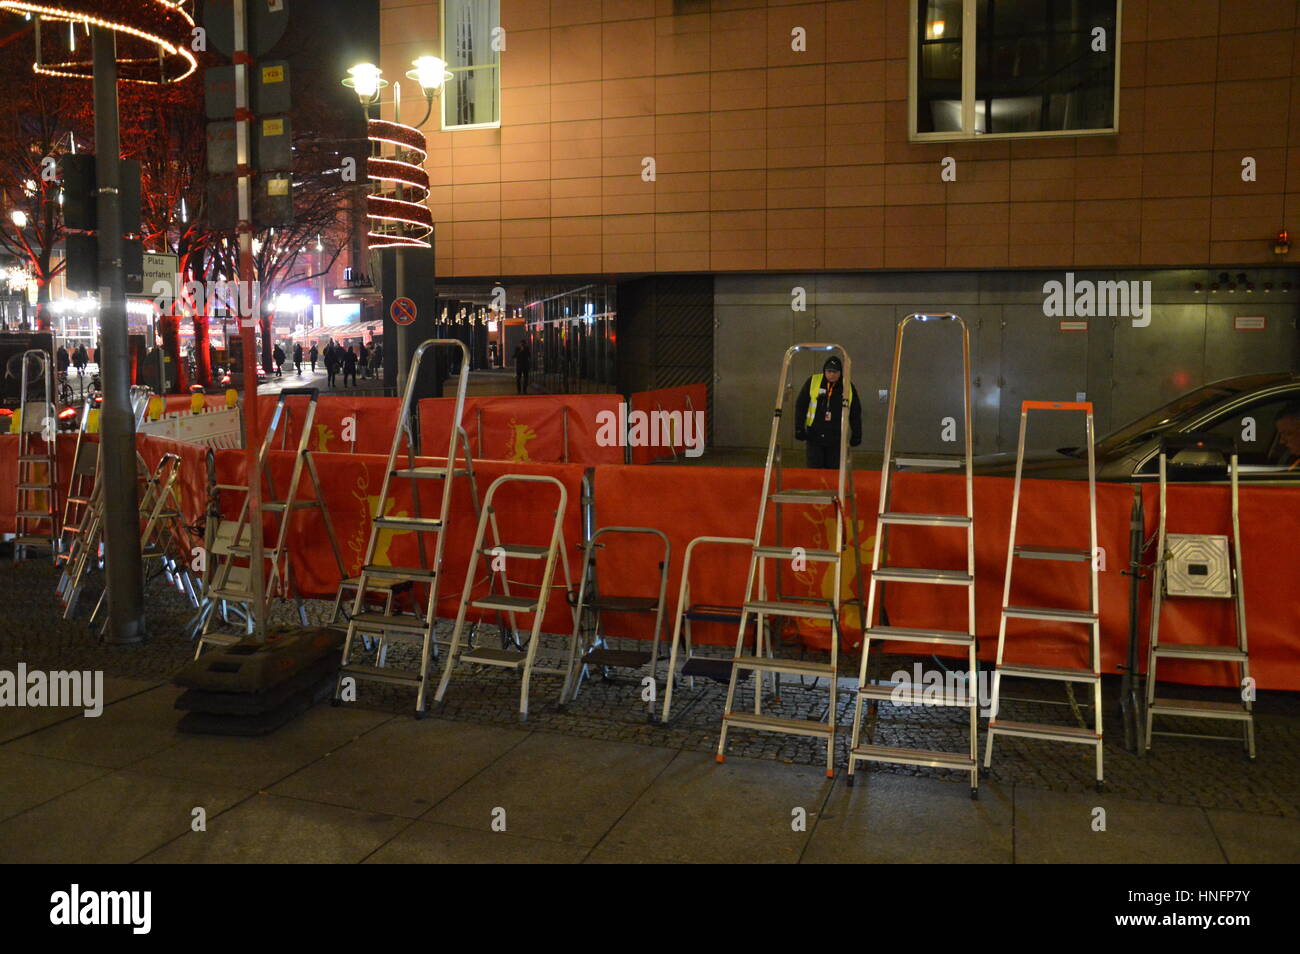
[{"x1": 794, "y1": 374, "x2": 862, "y2": 447}]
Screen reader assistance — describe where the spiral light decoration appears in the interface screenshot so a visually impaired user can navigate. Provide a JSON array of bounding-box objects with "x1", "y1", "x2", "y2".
[
  {"x1": 366, "y1": 118, "x2": 433, "y2": 250},
  {"x1": 0, "y1": 0, "x2": 197, "y2": 84}
]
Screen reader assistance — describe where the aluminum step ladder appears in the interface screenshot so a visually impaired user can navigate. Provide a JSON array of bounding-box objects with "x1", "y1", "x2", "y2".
[
  {"x1": 57, "y1": 396, "x2": 101, "y2": 565},
  {"x1": 13, "y1": 350, "x2": 59, "y2": 563},
  {"x1": 333, "y1": 340, "x2": 479, "y2": 715},
  {"x1": 715, "y1": 343, "x2": 867, "y2": 778},
  {"x1": 89, "y1": 452, "x2": 198, "y2": 627},
  {"x1": 1143, "y1": 434, "x2": 1255, "y2": 758},
  {"x1": 193, "y1": 387, "x2": 342, "y2": 654},
  {"x1": 434, "y1": 474, "x2": 577, "y2": 721},
  {"x1": 564, "y1": 525, "x2": 671, "y2": 715},
  {"x1": 660, "y1": 535, "x2": 761, "y2": 725},
  {"x1": 984, "y1": 400, "x2": 1104, "y2": 792},
  {"x1": 847, "y1": 313, "x2": 980, "y2": 797}
]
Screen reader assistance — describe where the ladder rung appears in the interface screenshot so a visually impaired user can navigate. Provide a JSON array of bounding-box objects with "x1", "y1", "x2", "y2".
[
  {"x1": 987, "y1": 720, "x2": 1100, "y2": 744},
  {"x1": 850, "y1": 744, "x2": 976, "y2": 769},
  {"x1": 349, "y1": 612, "x2": 431, "y2": 632},
  {"x1": 18, "y1": 455, "x2": 50, "y2": 462},
  {"x1": 769, "y1": 489, "x2": 837, "y2": 505},
  {"x1": 483, "y1": 544, "x2": 549, "y2": 560},
  {"x1": 341, "y1": 664, "x2": 422, "y2": 686},
  {"x1": 207, "y1": 584, "x2": 255, "y2": 602},
  {"x1": 16, "y1": 510, "x2": 53, "y2": 519},
  {"x1": 586, "y1": 595, "x2": 659, "y2": 613},
  {"x1": 1004, "y1": 605, "x2": 1097, "y2": 623},
  {"x1": 13, "y1": 536, "x2": 54, "y2": 547},
  {"x1": 362, "y1": 565, "x2": 437, "y2": 582},
  {"x1": 873, "y1": 567, "x2": 972, "y2": 585},
  {"x1": 857, "y1": 682, "x2": 975, "y2": 706},
  {"x1": 880, "y1": 512, "x2": 971, "y2": 528},
  {"x1": 340, "y1": 575, "x2": 402, "y2": 591},
  {"x1": 681, "y1": 657, "x2": 742, "y2": 681},
  {"x1": 1015, "y1": 545, "x2": 1092, "y2": 562},
  {"x1": 393, "y1": 466, "x2": 470, "y2": 479},
  {"x1": 374, "y1": 516, "x2": 444, "y2": 532},
  {"x1": 1149, "y1": 698, "x2": 1252, "y2": 720},
  {"x1": 460, "y1": 647, "x2": 527, "y2": 668},
  {"x1": 1153, "y1": 644, "x2": 1247, "y2": 662},
  {"x1": 262, "y1": 500, "x2": 320, "y2": 513},
  {"x1": 583, "y1": 648, "x2": 652, "y2": 668},
  {"x1": 471, "y1": 595, "x2": 539, "y2": 612},
  {"x1": 893, "y1": 454, "x2": 965, "y2": 470},
  {"x1": 722, "y1": 711, "x2": 833, "y2": 738},
  {"x1": 744, "y1": 599, "x2": 836, "y2": 620},
  {"x1": 995, "y1": 663, "x2": 1099, "y2": 684},
  {"x1": 865, "y1": 625, "x2": 974, "y2": 646},
  {"x1": 752, "y1": 545, "x2": 838, "y2": 563},
  {"x1": 17, "y1": 483, "x2": 52, "y2": 492},
  {"x1": 67, "y1": 496, "x2": 91, "y2": 505},
  {"x1": 732, "y1": 656, "x2": 834, "y2": 677}
]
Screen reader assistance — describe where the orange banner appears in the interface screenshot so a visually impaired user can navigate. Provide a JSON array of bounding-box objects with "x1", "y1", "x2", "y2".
[
  {"x1": 252, "y1": 395, "x2": 401, "y2": 455},
  {"x1": 418, "y1": 394, "x2": 623, "y2": 464},
  {"x1": 628, "y1": 384, "x2": 708, "y2": 464},
  {"x1": 0, "y1": 433, "x2": 79, "y2": 535}
]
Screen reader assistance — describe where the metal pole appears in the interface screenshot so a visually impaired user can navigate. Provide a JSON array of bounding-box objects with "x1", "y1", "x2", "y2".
[
  {"x1": 395, "y1": 248, "x2": 411, "y2": 393},
  {"x1": 1121, "y1": 485, "x2": 1144, "y2": 753},
  {"x1": 92, "y1": 29, "x2": 145, "y2": 643},
  {"x1": 234, "y1": 0, "x2": 267, "y2": 638}
]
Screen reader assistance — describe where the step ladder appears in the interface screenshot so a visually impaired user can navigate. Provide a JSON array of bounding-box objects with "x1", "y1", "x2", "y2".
[
  {"x1": 88, "y1": 452, "x2": 198, "y2": 628},
  {"x1": 333, "y1": 340, "x2": 479, "y2": 715},
  {"x1": 434, "y1": 474, "x2": 577, "y2": 721},
  {"x1": 564, "y1": 526, "x2": 671, "y2": 716},
  {"x1": 1143, "y1": 434, "x2": 1255, "y2": 758},
  {"x1": 715, "y1": 343, "x2": 867, "y2": 778},
  {"x1": 193, "y1": 387, "x2": 342, "y2": 655},
  {"x1": 846, "y1": 313, "x2": 979, "y2": 797},
  {"x1": 660, "y1": 535, "x2": 762, "y2": 725},
  {"x1": 984, "y1": 400, "x2": 1104, "y2": 792},
  {"x1": 57, "y1": 396, "x2": 101, "y2": 564},
  {"x1": 13, "y1": 350, "x2": 59, "y2": 563}
]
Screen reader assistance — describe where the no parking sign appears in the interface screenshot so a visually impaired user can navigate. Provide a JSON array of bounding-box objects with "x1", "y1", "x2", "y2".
[{"x1": 391, "y1": 297, "x2": 417, "y2": 326}]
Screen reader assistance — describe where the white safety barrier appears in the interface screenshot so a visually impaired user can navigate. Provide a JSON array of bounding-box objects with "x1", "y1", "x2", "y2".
[{"x1": 138, "y1": 406, "x2": 242, "y2": 449}]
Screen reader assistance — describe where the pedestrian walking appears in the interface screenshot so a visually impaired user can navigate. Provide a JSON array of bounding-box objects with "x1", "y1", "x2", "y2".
[
  {"x1": 309, "y1": 343, "x2": 318, "y2": 373},
  {"x1": 325, "y1": 341, "x2": 339, "y2": 388},
  {"x1": 513, "y1": 341, "x2": 531, "y2": 394},
  {"x1": 73, "y1": 344, "x2": 88, "y2": 376},
  {"x1": 793, "y1": 355, "x2": 862, "y2": 469},
  {"x1": 358, "y1": 342, "x2": 369, "y2": 379},
  {"x1": 293, "y1": 342, "x2": 303, "y2": 376},
  {"x1": 273, "y1": 343, "x2": 285, "y2": 377},
  {"x1": 342, "y1": 345, "x2": 358, "y2": 387}
]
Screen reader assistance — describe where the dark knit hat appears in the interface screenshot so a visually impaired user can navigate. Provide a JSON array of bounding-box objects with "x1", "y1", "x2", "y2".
[{"x1": 823, "y1": 356, "x2": 843, "y2": 373}]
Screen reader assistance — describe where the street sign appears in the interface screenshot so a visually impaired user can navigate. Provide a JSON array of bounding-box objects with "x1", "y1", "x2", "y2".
[
  {"x1": 205, "y1": 66, "x2": 237, "y2": 120},
  {"x1": 204, "y1": 0, "x2": 290, "y2": 59},
  {"x1": 391, "y1": 297, "x2": 417, "y2": 325},
  {"x1": 255, "y1": 173, "x2": 294, "y2": 227},
  {"x1": 254, "y1": 61, "x2": 291, "y2": 114},
  {"x1": 128, "y1": 253, "x2": 180, "y2": 300},
  {"x1": 255, "y1": 114, "x2": 292, "y2": 170},
  {"x1": 207, "y1": 122, "x2": 237, "y2": 175}
]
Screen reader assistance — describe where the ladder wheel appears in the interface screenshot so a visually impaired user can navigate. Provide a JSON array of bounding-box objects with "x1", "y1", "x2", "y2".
[{"x1": 970, "y1": 788, "x2": 979, "y2": 801}]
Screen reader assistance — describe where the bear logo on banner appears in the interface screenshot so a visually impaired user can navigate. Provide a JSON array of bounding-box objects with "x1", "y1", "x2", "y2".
[{"x1": 507, "y1": 417, "x2": 537, "y2": 462}]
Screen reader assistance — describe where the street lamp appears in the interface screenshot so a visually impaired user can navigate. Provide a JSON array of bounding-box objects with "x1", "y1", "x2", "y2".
[
  {"x1": 342, "y1": 63, "x2": 387, "y2": 110},
  {"x1": 406, "y1": 55, "x2": 450, "y2": 127},
  {"x1": 10, "y1": 209, "x2": 27, "y2": 228}
]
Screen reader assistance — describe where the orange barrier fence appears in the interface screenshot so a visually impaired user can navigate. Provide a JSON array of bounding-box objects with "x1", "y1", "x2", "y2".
[
  {"x1": 211, "y1": 449, "x2": 586, "y2": 633},
  {"x1": 251, "y1": 395, "x2": 400, "y2": 455},
  {"x1": 0, "y1": 433, "x2": 80, "y2": 535},
  {"x1": 418, "y1": 394, "x2": 624, "y2": 464},
  {"x1": 628, "y1": 384, "x2": 709, "y2": 463},
  {"x1": 590, "y1": 465, "x2": 1300, "y2": 692}
]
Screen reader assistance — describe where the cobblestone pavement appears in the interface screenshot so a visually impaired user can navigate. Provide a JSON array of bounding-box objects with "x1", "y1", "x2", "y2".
[{"x1": 3, "y1": 555, "x2": 1296, "y2": 817}]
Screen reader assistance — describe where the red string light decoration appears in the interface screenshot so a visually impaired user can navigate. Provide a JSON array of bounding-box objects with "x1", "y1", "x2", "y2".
[
  {"x1": 366, "y1": 118, "x2": 433, "y2": 250},
  {"x1": 0, "y1": 0, "x2": 197, "y2": 84}
]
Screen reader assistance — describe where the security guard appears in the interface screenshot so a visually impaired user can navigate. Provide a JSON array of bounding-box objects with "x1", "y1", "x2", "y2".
[{"x1": 794, "y1": 355, "x2": 862, "y2": 469}]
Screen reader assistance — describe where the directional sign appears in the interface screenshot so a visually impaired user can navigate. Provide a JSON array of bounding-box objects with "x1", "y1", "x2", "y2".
[
  {"x1": 204, "y1": 0, "x2": 290, "y2": 59},
  {"x1": 391, "y1": 297, "x2": 417, "y2": 326}
]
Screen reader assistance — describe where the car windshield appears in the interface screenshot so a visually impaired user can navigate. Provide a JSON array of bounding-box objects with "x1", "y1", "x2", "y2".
[{"x1": 1095, "y1": 374, "x2": 1292, "y2": 456}]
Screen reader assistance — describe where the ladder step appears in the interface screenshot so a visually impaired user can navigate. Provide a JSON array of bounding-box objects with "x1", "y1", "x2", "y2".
[
  {"x1": 341, "y1": 664, "x2": 422, "y2": 687},
  {"x1": 880, "y1": 512, "x2": 971, "y2": 528},
  {"x1": 262, "y1": 500, "x2": 320, "y2": 513},
  {"x1": 459, "y1": 647, "x2": 527, "y2": 669},
  {"x1": 995, "y1": 663, "x2": 1099, "y2": 684},
  {"x1": 586, "y1": 595, "x2": 659, "y2": 613},
  {"x1": 17, "y1": 483, "x2": 52, "y2": 492},
  {"x1": 769, "y1": 489, "x2": 837, "y2": 505},
  {"x1": 67, "y1": 496, "x2": 91, "y2": 506},
  {"x1": 362, "y1": 565, "x2": 437, "y2": 582},
  {"x1": 1004, "y1": 605, "x2": 1097, "y2": 623},
  {"x1": 1153, "y1": 644, "x2": 1247, "y2": 662},
  {"x1": 340, "y1": 575, "x2": 403, "y2": 591},
  {"x1": 873, "y1": 567, "x2": 972, "y2": 585},
  {"x1": 752, "y1": 545, "x2": 839, "y2": 563},
  {"x1": 482, "y1": 544, "x2": 549, "y2": 560},
  {"x1": 744, "y1": 599, "x2": 836, "y2": 620},
  {"x1": 865, "y1": 625, "x2": 974, "y2": 646},
  {"x1": 850, "y1": 744, "x2": 976, "y2": 769},
  {"x1": 987, "y1": 720, "x2": 1101, "y2": 744},
  {"x1": 684, "y1": 604, "x2": 743, "y2": 624},
  {"x1": 16, "y1": 510, "x2": 54, "y2": 519},
  {"x1": 349, "y1": 612, "x2": 431, "y2": 632},
  {"x1": 393, "y1": 466, "x2": 470, "y2": 479},
  {"x1": 374, "y1": 516, "x2": 444, "y2": 532},
  {"x1": 732, "y1": 656, "x2": 834, "y2": 677},
  {"x1": 857, "y1": 682, "x2": 975, "y2": 706},
  {"x1": 722, "y1": 711, "x2": 833, "y2": 738},
  {"x1": 13, "y1": 536, "x2": 54, "y2": 547},
  {"x1": 583, "y1": 648, "x2": 652, "y2": 668},
  {"x1": 207, "y1": 584, "x2": 255, "y2": 602},
  {"x1": 1149, "y1": 697, "x2": 1253, "y2": 720},
  {"x1": 471, "y1": 595, "x2": 540, "y2": 612},
  {"x1": 681, "y1": 658, "x2": 745, "y2": 682},
  {"x1": 893, "y1": 453, "x2": 965, "y2": 470},
  {"x1": 1015, "y1": 545, "x2": 1092, "y2": 562},
  {"x1": 18, "y1": 455, "x2": 50, "y2": 462}
]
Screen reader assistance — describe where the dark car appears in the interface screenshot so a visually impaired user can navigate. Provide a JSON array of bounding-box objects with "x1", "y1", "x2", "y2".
[{"x1": 975, "y1": 372, "x2": 1300, "y2": 481}]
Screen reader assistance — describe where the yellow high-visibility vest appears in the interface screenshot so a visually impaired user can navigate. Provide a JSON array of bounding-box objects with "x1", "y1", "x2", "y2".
[{"x1": 805, "y1": 373, "x2": 853, "y2": 428}]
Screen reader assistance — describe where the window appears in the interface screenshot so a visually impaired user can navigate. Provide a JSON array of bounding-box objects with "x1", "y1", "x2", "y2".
[
  {"x1": 911, "y1": 0, "x2": 1120, "y2": 141},
  {"x1": 442, "y1": 0, "x2": 501, "y2": 129}
]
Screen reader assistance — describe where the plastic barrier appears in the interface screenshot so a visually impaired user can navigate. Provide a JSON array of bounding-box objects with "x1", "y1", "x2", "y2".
[
  {"x1": 418, "y1": 393, "x2": 624, "y2": 465},
  {"x1": 628, "y1": 384, "x2": 709, "y2": 464},
  {"x1": 251, "y1": 395, "x2": 402, "y2": 455}
]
